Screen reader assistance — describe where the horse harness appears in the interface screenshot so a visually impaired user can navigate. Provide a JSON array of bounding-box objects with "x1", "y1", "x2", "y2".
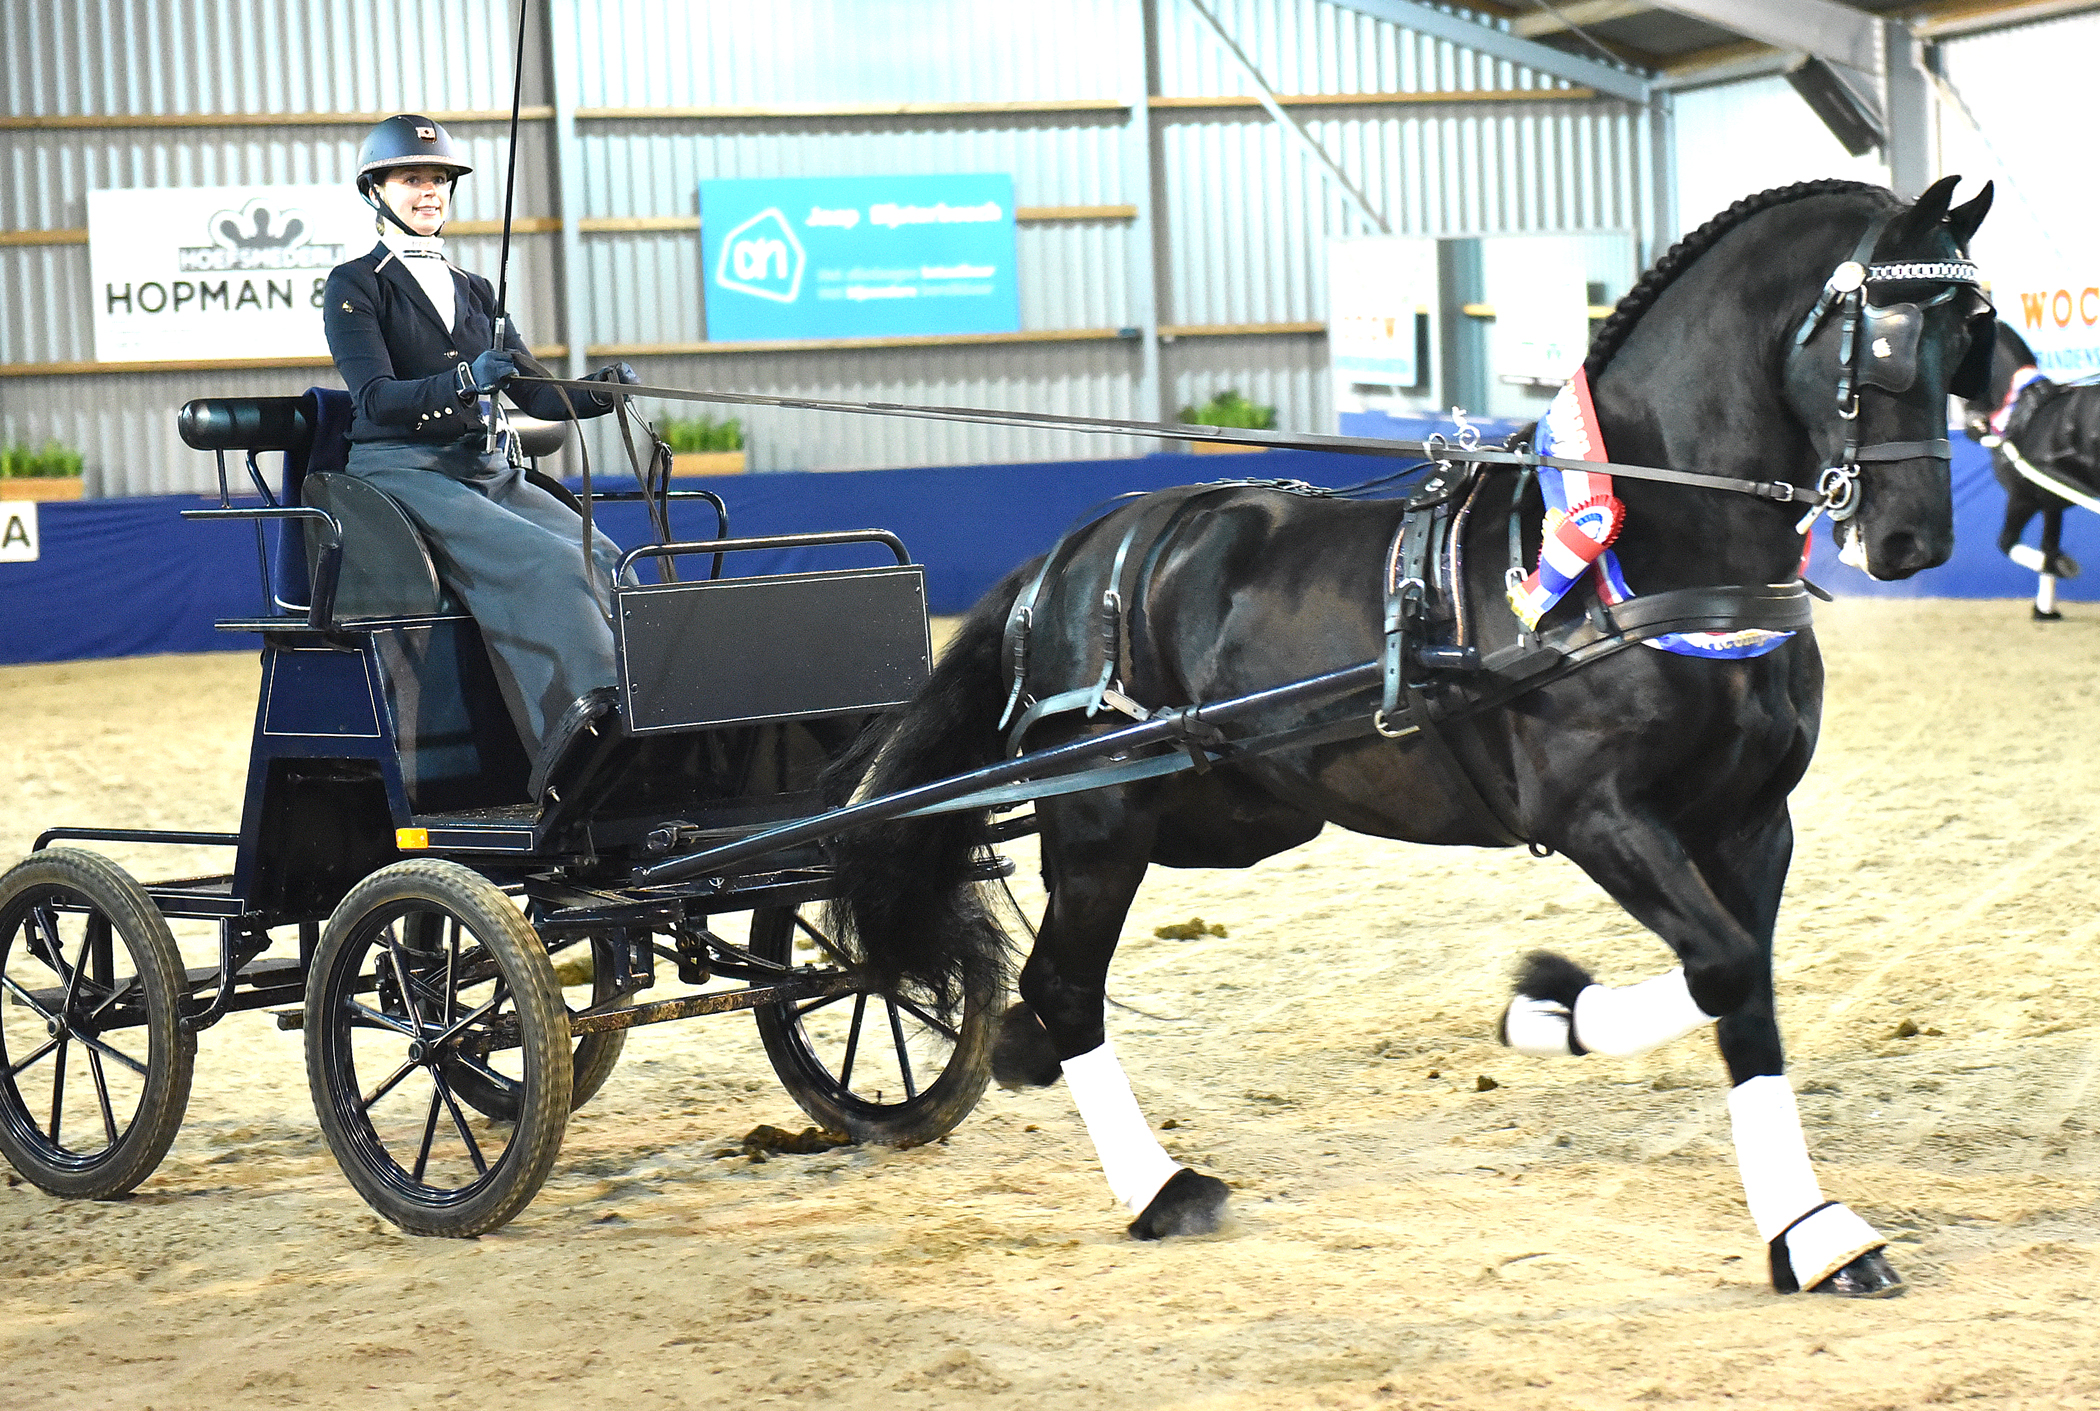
[
  {"x1": 1785, "y1": 212, "x2": 1992, "y2": 529},
  {"x1": 994, "y1": 217, "x2": 1993, "y2": 847}
]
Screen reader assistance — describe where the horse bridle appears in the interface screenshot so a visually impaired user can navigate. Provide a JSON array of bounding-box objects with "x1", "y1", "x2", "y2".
[{"x1": 1786, "y1": 213, "x2": 1993, "y2": 529}]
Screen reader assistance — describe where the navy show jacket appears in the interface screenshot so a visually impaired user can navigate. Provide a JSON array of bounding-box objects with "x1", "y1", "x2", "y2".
[{"x1": 322, "y1": 240, "x2": 609, "y2": 443}]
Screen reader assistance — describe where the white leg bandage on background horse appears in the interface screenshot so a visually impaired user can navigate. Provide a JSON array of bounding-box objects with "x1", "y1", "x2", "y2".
[
  {"x1": 1062, "y1": 1039, "x2": 1182, "y2": 1213},
  {"x1": 1506, "y1": 967, "x2": 1715, "y2": 1058},
  {"x1": 1728, "y1": 1074, "x2": 1885, "y2": 1290}
]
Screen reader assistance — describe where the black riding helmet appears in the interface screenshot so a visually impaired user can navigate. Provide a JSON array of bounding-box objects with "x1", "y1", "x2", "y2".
[{"x1": 355, "y1": 115, "x2": 472, "y2": 235}]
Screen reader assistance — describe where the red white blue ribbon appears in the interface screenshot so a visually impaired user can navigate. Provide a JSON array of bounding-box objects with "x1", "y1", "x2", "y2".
[{"x1": 1512, "y1": 369, "x2": 1796, "y2": 660}]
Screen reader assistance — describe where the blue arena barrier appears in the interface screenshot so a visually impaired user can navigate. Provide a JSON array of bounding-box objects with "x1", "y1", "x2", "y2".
[{"x1": 0, "y1": 426, "x2": 2085, "y2": 665}]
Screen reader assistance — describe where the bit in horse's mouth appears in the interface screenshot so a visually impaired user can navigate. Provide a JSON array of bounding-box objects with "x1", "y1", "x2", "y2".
[{"x1": 1838, "y1": 521, "x2": 1870, "y2": 574}]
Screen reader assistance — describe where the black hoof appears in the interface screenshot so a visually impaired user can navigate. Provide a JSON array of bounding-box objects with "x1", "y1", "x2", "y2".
[
  {"x1": 990, "y1": 1003, "x2": 1063, "y2": 1089},
  {"x1": 1809, "y1": 1248, "x2": 1905, "y2": 1299},
  {"x1": 1127, "y1": 1168, "x2": 1230, "y2": 1241},
  {"x1": 2033, "y1": 606, "x2": 2065, "y2": 622},
  {"x1": 2053, "y1": 554, "x2": 2081, "y2": 579}
]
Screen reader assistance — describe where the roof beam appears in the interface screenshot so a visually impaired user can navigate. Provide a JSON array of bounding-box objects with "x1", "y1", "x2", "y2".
[
  {"x1": 1510, "y1": 0, "x2": 1651, "y2": 39},
  {"x1": 1320, "y1": 0, "x2": 1652, "y2": 102},
  {"x1": 1643, "y1": 0, "x2": 1881, "y2": 75}
]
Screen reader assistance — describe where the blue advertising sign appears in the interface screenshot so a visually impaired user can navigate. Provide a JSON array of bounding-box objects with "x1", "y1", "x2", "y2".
[{"x1": 699, "y1": 174, "x2": 1020, "y2": 342}]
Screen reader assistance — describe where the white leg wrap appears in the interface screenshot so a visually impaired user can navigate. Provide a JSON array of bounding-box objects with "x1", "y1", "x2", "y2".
[
  {"x1": 1570, "y1": 968, "x2": 1715, "y2": 1057},
  {"x1": 1503, "y1": 995, "x2": 1577, "y2": 1057},
  {"x1": 1729, "y1": 1075, "x2": 1884, "y2": 1289},
  {"x1": 2010, "y1": 542, "x2": 2046, "y2": 572},
  {"x1": 2038, "y1": 573, "x2": 2058, "y2": 613},
  {"x1": 1061, "y1": 1039, "x2": 1182, "y2": 1214}
]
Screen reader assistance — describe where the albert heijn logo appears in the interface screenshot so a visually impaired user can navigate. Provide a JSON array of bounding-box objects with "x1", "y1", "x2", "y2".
[
  {"x1": 0, "y1": 501, "x2": 40, "y2": 563},
  {"x1": 714, "y1": 207, "x2": 806, "y2": 304}
]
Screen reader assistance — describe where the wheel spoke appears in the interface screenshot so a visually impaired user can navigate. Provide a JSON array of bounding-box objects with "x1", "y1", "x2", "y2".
[
  {"x1": 80, "y1": 978, "x2": 141, "y2": 1026},
  {"x1": 47, "y1": 1035, "x2": 67, "y2": 1144},
  {"x1": 793, "y1": 991, "x2": 856, "y2": 1019},
  {"x1": 839, "y1": 992, "x2": 867, "y2": 1089},
  {"x1": 443, "y1": 918, "x2": 460, "y2": 1028},
  {"x1": 443, "y1": 1052, "x2": 518, "y2": 1097},
  {"x1": 71, "y1": 1030, "x2": 148, "y2": 1078},
  {"x1": 26, "y1": 906, "x2": 68, "y2": 976},
  {"x1": 887, "y1": 999, "x2": 918, "y2": 1100},
  {"x1": 86, "y1": 1048, "x2": 119, "y2": 1147},
  {"x1": 56, "y1": 916, "x2": 95, "y2": 1024},
  {"x1": 361, "y1": 1056, "x2": 421, "y2": 1112},
  {"x1": 345, "y1": 1000, "x2": 418, "y2": 1038},
  {"x1": 7, "y1": 1034, "x2": 60, "y2": 1080},
  {"x1": 889, "y1": 994, "x2": 960, "y2": 1044},
  {"x1": 383, "y1": 929, "x2": 431, "y2": 1035},
  {"x1": 433, "y1": 1072, "x2": 488, "y2": 1176},
  {"x1": 791, "y1": 914, "x2": 855, "y2": 969},
  {"x1": 412, "y1": 1081, "x2": 443, "y2": 1183},
  {"x1": 0, "y1": 970, "x2": 58, "y2": 1024},
  {"x1": 427, "y1": 988, "x2": 507, "y2": 1050}
]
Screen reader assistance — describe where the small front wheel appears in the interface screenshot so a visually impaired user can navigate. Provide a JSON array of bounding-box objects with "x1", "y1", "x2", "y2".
[
  {"x1": 0, "y1": 849, "x2": 194, "y2": 1199},
  {"x1": 305, "y1": 860, "x2": 569, "y2": 1237},
  {"x1": 750, "y1": 906, "x2": 998, "y2": 1146}
]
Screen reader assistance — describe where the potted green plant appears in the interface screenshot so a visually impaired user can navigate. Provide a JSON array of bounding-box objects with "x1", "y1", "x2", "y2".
[
  {"x1": 1178, "y1": 390, "x2": 1275, "y2": 453},
  {"x1": 658, "y1": 415, "x2": 746, "y2": 476},
  {"x1": 0, "y1": 439, "x2": 86, "y2": 500}
]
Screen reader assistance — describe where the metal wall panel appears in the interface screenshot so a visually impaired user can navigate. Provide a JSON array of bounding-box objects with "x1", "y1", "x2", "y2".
[
  {"x1": 1936, "y1": 11, "x2": 2100, "y2": 280},
  {"x1": 1668, "y1": 75, "x2": 1888, "y2": 239},
  {"x1": 564, "y1": 0, "x2": 1137, "y2": 107},
  {"x1": 5, "y1": 0, "x2": 1651, "y2": 491}
]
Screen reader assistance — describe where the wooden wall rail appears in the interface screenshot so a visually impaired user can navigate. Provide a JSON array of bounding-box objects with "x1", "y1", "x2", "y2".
[
  {"x1": 0, "y1": 85, "x2": 1609, "y2": 136},
  {"x1": 0, "y1": 207, "x2": 1138, "y2": 248}
]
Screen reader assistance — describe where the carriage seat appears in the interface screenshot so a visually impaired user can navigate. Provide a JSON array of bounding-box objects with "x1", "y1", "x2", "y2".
[{"x1": 177, "y1": 390, "x2": 574, "y2": 624}]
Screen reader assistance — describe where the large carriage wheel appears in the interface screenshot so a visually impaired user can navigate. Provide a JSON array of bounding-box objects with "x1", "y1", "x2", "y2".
[
  {"x1": 0, "y1": 849, "x2": 194, "y2": 1199},
  {"x1": 440, "y1": 926, "x2": 628, "y2": 1119},
  {"x1": 749, "y1": 905, "x2": 997, "y2": 1146},
  {"x1": 304, "y1": 860, "x2": 569, "y2": 1237}
]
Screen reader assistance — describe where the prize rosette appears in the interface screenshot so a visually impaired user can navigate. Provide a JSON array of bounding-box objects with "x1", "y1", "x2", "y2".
[{"x1": 1507, "y1": 494, "x2": 1625, "y2": 629}]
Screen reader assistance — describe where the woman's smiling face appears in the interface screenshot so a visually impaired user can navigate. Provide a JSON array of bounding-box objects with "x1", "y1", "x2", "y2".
[{"x1": 380, "y1": 166, "x2": 451, "y2": 236}]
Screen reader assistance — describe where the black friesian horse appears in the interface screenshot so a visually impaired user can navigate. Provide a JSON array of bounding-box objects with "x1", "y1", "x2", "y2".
[
  {"x1": 826, "y1": 177, "x2": 1993, "y2": 1298},
  {"x1": 1963, "y1": 321, "x2": 2100, "y2": 618}
]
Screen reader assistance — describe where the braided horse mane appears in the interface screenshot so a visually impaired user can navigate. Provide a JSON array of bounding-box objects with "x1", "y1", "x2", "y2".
[{"x1": 1582, "y1": 178, "x2": 1887, "y2": 383}]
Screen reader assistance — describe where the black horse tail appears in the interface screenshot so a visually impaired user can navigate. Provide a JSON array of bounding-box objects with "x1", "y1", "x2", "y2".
[{"x1": 820, "y1": 560, "x2": 1036, "y2": 1016}]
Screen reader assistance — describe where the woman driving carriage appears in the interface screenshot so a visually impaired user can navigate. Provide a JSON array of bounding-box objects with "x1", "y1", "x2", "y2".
[{"x1": 322, "y1": 114, "x2": 632, "y2": 796}]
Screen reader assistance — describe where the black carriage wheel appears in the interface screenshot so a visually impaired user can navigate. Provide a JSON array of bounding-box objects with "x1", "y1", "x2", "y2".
[
  {"x1": 749, "y1": 905, "x2": 997, "y2": 1146},
  {"x1": 304, "y1": 860, "x2": 569, "y2": 1237},
  {"x1": 442, "y1": 928, "x2": 628, "y2": 1119},
  {"x1": 0, "y1": 848, "x2": 194, "y2": 1200}
]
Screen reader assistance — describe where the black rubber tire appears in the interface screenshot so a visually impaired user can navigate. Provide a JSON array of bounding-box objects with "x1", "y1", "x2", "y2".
[
  {"x1": 0, "y1": 849, "x2": 194, "y2": 1199},
  {"x1": 305, "y1": 860, "x2": 569, "y2": 1237},
  {"x1": 444, "y1": 929, "x2": 627, "y2": 1119},
  {"x1": 749, "y1": 906, "x2": 998, "y2": 1146}
]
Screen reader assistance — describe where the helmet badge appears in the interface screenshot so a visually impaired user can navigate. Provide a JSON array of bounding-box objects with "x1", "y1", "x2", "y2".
[{"x1": 415, "y1": 126, "x2": 436, "y2": 141}]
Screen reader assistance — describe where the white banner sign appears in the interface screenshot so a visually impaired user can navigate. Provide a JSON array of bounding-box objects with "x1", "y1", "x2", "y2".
[
  {"x1": 0, "y1": 502, "x2": 40, "y2": 563},
  {"x1": 1480, "y1": 236, "x2": 1589, "y2": 389},
  {"x1": 1327, "y1": 236, "x2": 1436, "y2": 390},
  {"x1": 89, "y1": 185, "x2": 372, "y2": 362},
  {"x1": 1998, "y1": 273, "x2": 2100, "y2": 379}
]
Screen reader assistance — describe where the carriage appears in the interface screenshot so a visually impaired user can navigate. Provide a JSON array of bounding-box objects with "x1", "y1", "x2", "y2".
[{"x1": 0, "y1": 389, "x2": 1012, "y2": 1236}]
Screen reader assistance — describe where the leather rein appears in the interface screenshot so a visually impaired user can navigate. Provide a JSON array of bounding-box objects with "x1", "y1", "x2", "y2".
[{"x1": 505, "y1": 226, "x2": 1986, "y2": 847}]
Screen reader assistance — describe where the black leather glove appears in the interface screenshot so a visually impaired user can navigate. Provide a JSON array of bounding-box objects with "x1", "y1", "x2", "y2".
[{"x1": 466, "y1": 346, "x2": 521, "y2": 393}]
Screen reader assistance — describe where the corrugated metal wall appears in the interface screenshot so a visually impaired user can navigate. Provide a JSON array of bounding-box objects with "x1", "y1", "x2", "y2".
[
  {"x1": 1667, "y1": 74, "x2": 1887, "y2": 242},
  {"x1": 3, "y1": 0, "x2": 1643, "y2": 494},
  {"x1": 1936, "y1": 9, "x2": 2100, "y2": 282}
]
